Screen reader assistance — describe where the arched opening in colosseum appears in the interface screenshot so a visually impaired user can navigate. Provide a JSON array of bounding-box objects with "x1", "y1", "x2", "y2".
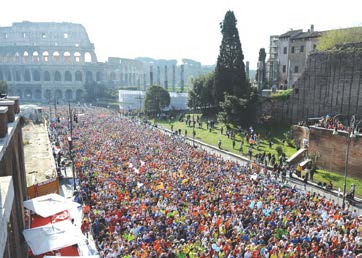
[
  {"x1": 74, "y1": 52, "x2": 81, "y2": 63},
  {"x1": 24, "y1": 70, "x2": 31, "y2": 81},
  {"x1": 15, "y1": 52, "x2": 20, "y2": 63},
  {"x1": 16, "y1": 89, "x2": 22, "y2": 98},
  {"x1": 55, "y1": 89, "x2": 62, "y2": 100},
  {"x1": 64, "y1": 52, "x2": 71, "y2": 63},
  {"x1": 76, "y1": 89, "x2": 84, "y2": 101},
  {"x1": 64, "y1": 71, "x2": 72, "y2": 81},
  {"x1": 86, "y1": 71, "x2": 93, "y2": 82},
  {"x1": 65, "y1": 89, "x2": 73, "y2": 101},
  {"x1": 24, "y1": 89, "x2": 32, "y2": 100},
  {"x1": 96, "y1": 72, "x2": 102, "y2": 82},
  {"x1": 42, "y1": 51, "x2": 49, "y2": 62},
  {"x1": 34, "y1": 89, "x2": 42, "y2": 99},
  {"x1": 32, "y1": 51, "x2": 40, "y2": 62},
  {"x1": 15, "y1": 71, "x2": 21, "y2": 81},
  {"x1": 44, "y1": 89, "x2": 51, "y2": 100},
  {"x1": 53, "y1": 51, "x2": 60, "y2": 62},
  {"x1": 5, "y1": 54, "x2": 12, "y2": 63},
  {"x1": 44, "y1": 71, "x2": 51, "y2": 81},
  {"x1": 6, "y1": 71, "x2": 11, "y2": 81},
  {"x1": 23, "y1": 51, "x2": 29, "y2": 63},
  {"x1": 75, "y1": 71, "x2": 83, "y2": 82},
  {"x1": 54, "y1": 71, "x2": 61, "y2": 81},
  {"x1": 84, "y1": 52, "x2": 92, "y2": 63},
  {"x1": 110, "y1": 72, "x2": 116, "y2": 81},
  {"x1": 33, "y1": 70, "x2": 40, "y2": 81},
  {"x1": 0, "y1": 71, "x2": 3, "y2": 80}
]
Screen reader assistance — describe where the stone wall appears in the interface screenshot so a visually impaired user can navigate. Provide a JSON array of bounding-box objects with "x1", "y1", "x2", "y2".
[
  {"x1": 259, "y1": 43, "x2": 362, "y2": 124},
  {"x1": 291, "y1": 43, "x2": 362, "y2": 123},
  {"x1": 292, "y1": 125, "x2": 310, "y2": 149},
  {"x1": 308, "y1": 126, "x2": 362, "y2": 180}
]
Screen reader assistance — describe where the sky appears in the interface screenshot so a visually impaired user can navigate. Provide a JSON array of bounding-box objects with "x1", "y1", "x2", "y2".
[{"x1": 1, "y1": 0, "x2": 361, "y2": 69}]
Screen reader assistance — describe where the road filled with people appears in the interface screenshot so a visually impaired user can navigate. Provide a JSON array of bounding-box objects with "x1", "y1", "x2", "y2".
[{"x1": 55, "y1": 107, "x2": 361, "y2": 257}]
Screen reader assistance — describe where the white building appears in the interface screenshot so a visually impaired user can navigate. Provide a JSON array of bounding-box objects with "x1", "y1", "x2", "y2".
[{"x1": 118, "y1": 90, "x2": 188, "y2": 111}]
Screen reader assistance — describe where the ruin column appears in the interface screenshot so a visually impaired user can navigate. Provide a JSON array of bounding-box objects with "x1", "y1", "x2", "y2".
[
  {"x1": 180, "y1": 65, "x2": 185, "y2": 93},
  {"x1": 157, "y1": 66, "x2": 161, "y2": 86},
  {"x1": 164, "y1": 65, "x2": 168, "y2": 90},
  {"x1": 172, "y1": 64, "x2": 176, "y2": 92},
  {"x1": 143, "y1": 73, "x2": 147, "y2": 90},
  {"x1": 150, "y1": 66, "x2": 153, "y2": 86}
]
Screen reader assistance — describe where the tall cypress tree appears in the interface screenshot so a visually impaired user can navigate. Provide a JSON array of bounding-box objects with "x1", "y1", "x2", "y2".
[{"x1": 213, "y1": 11, "x2": 248, "y2": 107}]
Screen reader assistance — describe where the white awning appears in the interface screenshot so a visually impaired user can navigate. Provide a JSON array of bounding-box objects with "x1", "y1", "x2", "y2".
[
  {"x1": 22, "y1": 220, "x2": 86, "y2": 255},
  {"x1": 23, "y1": 193, "x2": 80, "y2": 218}
]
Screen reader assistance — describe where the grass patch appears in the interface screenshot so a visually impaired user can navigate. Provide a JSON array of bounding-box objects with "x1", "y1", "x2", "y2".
[
  {"x1": 314, "y1": 169, "x2": 362, "y2": 198},
  {"x1": 270, "y1": 89, "x2": 293, "y2": 100},
  {"x1": 154, "y1": 113, "x2": 297, "y2": 158}
]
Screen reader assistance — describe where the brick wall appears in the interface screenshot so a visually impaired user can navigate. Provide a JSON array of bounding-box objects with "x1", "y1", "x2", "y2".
[{"x1": 308, "y1": 126, "x2": 362, "y2": 180}]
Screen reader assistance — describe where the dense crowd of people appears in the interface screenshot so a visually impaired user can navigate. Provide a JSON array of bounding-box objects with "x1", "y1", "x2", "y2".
[{"x1": 53, "y1": 107, "x2": 361, "y2": 257}]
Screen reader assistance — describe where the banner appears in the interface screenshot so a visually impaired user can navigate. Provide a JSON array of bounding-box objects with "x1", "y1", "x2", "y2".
[{"x1": 27, "y1": 177, "x2": 60, "y2": 199}]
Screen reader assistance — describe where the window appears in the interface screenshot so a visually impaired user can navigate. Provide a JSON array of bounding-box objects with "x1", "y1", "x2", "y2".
[
  {"x1": 64, "y1": 33, "x2": 68, "y2": 39},
  {"x1": 41, "y1": 33, "x2": 46, "y2": 39},
  {"x1": 300, "y1": 45, "x2": 304, "y2": 52},
  {"x1": 291, "y1": 46, "x2": 295, "y2": 53},
  {"x1": 283, "y1": 47, "x2": 287, "y2": 54},
  {"x1": 294, "y1": 66, "x2": 299, "y2": 73},
  {"x1": 313, "y1": 44, "x2": 317, "y2": 49},
  {"x1": 22, "y1": 32, "x2": 26, "y2": 38},
  {"x1": 282, "y1": 65, "x2": 286, "y2": 73},
  {"x1": 4, "y1": 33, "x2": 8, "y2": 39}
]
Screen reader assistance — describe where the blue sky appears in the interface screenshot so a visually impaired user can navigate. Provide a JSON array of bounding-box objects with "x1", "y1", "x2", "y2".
[{"x1": 1, "y1": 0, "x2": 361, "y2": 69}]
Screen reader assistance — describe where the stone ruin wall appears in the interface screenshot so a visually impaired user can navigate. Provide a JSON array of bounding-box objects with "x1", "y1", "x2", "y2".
[
  {"x1": 259, "y1": 43, "x2": 362, "y2": 124},
  {"x1": 290, "y1": 43, "x2": 362, "y2": 123},
  {"x1": 261, "y1": 44, "x2": 362, "y2": 178}
]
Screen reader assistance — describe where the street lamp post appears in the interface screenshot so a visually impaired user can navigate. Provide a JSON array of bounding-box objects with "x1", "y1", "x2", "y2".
[
  {"x1": 335, "y1": 115, "x2": 360, "y2": 209},
  {"x1": 68, "y1": 102, "x2": 76, "y2": 191}
]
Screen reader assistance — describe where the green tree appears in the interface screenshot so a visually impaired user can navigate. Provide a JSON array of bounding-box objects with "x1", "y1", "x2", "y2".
[
  {"x1": 217, "y1": 93, "x2": 248, "y2": 126},
  {"x1": 144, "y1": 86, "x2": 170, "y2": 117},
  {"x1": 317, "y1": 27, "x2": 362, "y2": 51},
  {"x1": 214, "y1": 10, "x2": 249, "y2": 107},
  {"x1": 0, "y1": 80, "x2": 8, "y2": 96},
  {"x1": 188, "y1": 72, "x2": 215, "y2": 113}
]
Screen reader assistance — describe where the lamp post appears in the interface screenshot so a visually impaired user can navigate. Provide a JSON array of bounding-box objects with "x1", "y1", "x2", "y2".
[
  {"x1": 335, "y1": 115, "x2": 359, "y2": 209},
  {"x1": 68, "y1": 102, "x2": 76, "y2": 191}
]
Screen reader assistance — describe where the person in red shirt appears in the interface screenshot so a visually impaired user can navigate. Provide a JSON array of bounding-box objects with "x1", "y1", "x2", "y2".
[{"x1": 81, "y1": 218, "x2": 90, "y2": 238}]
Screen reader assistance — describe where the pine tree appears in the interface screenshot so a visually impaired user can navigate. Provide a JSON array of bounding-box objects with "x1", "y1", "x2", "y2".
[{"x1": 213, "y1": 10, "x2": 248, "y2": 107}]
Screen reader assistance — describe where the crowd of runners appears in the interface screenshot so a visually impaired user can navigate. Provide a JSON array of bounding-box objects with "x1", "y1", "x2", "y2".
[{"x1": 51, "y1": 107, "x2": 361, "y2": 257}]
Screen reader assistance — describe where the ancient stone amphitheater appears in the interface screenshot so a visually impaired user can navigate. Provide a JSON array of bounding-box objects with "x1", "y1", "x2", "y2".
[{"x1": 0, "y1": 21, "x2": 144, "y2": 102}]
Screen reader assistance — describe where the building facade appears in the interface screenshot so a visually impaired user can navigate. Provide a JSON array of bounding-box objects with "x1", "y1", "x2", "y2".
[
  {"x1": 266, "y1": 25, "x2": 321, "y2": 88},
  {"x1": 0, "y1": 108, "x2": 28, "y2": 258}
]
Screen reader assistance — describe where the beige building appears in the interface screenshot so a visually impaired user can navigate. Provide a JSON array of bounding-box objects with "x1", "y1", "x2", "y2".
[{"x1": 267, "y1": 25, "x2": 321, "y2": 88}]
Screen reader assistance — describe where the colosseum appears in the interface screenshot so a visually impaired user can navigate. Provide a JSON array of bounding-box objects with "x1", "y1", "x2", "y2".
[{"x1": 0, "y1": 21, "x2": 145, "y2": 102}]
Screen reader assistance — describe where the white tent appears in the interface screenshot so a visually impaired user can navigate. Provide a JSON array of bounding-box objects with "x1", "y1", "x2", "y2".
[
  {"x1": 23, "y1": 193, "x2": 80, "y2": 218},
  {"x1": 22, "y1": 220, "x2": 86, "y2": 255}
]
